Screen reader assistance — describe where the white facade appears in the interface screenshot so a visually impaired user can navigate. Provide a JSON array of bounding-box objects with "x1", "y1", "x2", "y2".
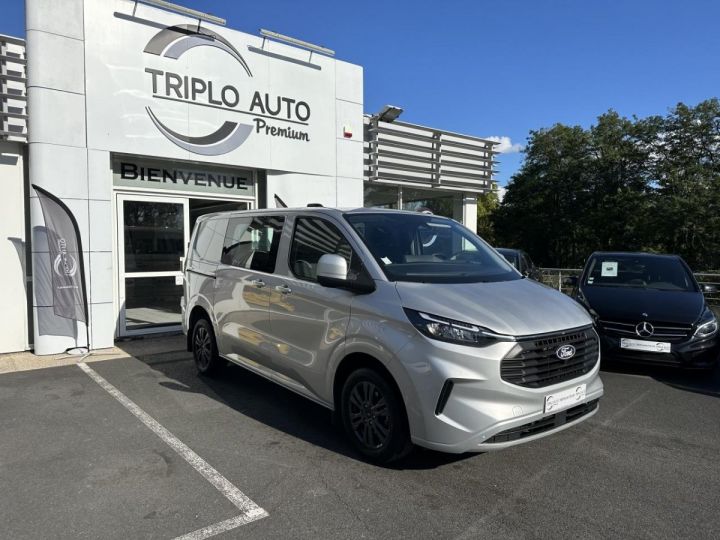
[
  {"x1": 25, "y1": 0, "x2": 364, "y2": 354},
  {"x1": 0, "y1": 34, "x2": 29, "y2": 354}
]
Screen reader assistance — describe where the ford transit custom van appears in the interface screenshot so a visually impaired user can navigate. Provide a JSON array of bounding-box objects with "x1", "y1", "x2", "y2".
[{"x1": 182, "y1": 207, "x2": 603, "y2": 463}]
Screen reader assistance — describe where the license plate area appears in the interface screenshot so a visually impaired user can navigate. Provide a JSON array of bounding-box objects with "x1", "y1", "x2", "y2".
[
  {"x1": 544, "y1": 383, "x2": 586, "y2": 413},
  {"x1": 620, "y1": 338, "x2": 671, "y2": 353}
]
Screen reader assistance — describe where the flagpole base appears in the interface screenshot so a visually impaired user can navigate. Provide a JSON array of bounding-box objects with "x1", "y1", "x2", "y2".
[{"x1": 66, "y1": 347, "x2": 90, "y2": 355}]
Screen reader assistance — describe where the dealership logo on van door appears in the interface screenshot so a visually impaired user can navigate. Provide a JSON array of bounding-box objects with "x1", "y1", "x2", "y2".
[{"x1": 143, "y1": 25, "x2": 311, "y2": 155}]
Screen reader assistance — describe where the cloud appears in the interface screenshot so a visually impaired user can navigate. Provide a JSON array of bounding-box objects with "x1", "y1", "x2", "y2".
[{"x1": 485, "y1": 135, "x2": 523, "y2": 154}]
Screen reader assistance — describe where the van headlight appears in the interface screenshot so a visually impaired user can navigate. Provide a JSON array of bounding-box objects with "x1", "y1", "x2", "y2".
[
  {"x1": 694, "y1": 308, "x2": 718, "y2": 339},
  {"x1": 403, "y1": 308, "x2": 512, "y2": 346}
]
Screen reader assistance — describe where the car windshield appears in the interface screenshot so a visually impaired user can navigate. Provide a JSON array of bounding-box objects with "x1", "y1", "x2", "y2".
[
  {"x1": 344, "y1": 212, "x2": 519, "y2": 283},
  {"x1": 583, "y1": 255, "x2": 697, "y2": 292}
]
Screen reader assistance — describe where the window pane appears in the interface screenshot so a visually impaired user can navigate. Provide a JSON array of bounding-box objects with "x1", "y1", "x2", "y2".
[
  {"x1": 125, "y1": 276, "x2": 181, "y2": 329},
  {"x1": 364, "y1": 183, "x2": 398, "y2": 209},
  {"x1": 191, "y1": 217, "x2": 227, "y2": 264},
  {"x1": 290, "y1": 217, "x2": 353, "y2": 281},
  {"x1": 221, "y1": 216, "x2": 284, "y2": 273},
  {"x1": 124, "y1": 201, "x2": 184, "y2": 272},
  {"x1": 401, "y1": 187, "x2": 462, "y2": 221}
]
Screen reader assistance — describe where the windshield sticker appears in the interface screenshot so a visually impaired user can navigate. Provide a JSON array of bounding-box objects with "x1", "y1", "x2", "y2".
[
  {"x1": 587, "y1": 277, "x2": 594, "y2": 284},
  {"x1": 601, "y1": 261, "x2": 618, "y2": 277},
  {"x1": 381, "y1": 257, "x2": 392, "y2": 265}
]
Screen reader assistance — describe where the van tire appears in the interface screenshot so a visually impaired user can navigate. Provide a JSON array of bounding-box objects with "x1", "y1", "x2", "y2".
[
  {"x1": 192, "y1": 318, "x2": 221, "y2": 375},
  {"x1": 340, "y1": 368, "x2": 413, "y2": 464}
]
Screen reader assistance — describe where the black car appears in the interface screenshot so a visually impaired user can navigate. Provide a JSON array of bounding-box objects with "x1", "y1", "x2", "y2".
[
  {"x1": 495, "y1": 248, "x2": 542, "y2": 281},
  {"x1": 568, "y1": 252, "x2": 719, "y2": 368}
]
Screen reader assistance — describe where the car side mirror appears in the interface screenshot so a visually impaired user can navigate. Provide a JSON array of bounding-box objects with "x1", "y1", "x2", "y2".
[
  {"x1": 563, "y1": 276, "x2": 578, "y2": 287},
  {"x1": 317, "y1": 254, "x2": 375, "y2": 294},
  {"x1": 702, "y1": 283, "x2": 718, "y2": 294}
]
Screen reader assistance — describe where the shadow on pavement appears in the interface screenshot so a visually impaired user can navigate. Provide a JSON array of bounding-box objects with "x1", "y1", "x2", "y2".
[
  {"x1": 601, "y1": 358, "x2": 720, "y2": 398},
  {"x1": 146, "y1": 355, "x2": 474, "y2": 471}
]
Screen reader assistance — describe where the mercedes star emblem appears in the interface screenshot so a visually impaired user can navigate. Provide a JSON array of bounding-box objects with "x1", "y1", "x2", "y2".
[{"x1": 635, "y1": 321, "x2": 655, "y2": 337}]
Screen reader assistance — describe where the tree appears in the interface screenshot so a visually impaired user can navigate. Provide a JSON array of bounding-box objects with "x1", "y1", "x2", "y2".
[
  {"x1": 492, "y1": 99, "x2": 720, "y2": 270},
  {"x1": 493, "y1": 124, "x2": 594, "y2": 266},
  {"x1": 476, "y1": 189, "x2": 499, "y2": 243}
]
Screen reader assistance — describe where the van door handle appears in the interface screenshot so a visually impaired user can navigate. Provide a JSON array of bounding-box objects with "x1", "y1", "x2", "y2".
[
  {"x1": 250, "y1": 279, "x2": 266, "y2": 289},
  {"x1": 275, "y1": 284, "x2": 292, "y2": 295}
]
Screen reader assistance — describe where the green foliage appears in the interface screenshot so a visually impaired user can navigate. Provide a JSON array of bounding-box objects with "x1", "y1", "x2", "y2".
[
  {"x1": 493, "y1": 99, "x2": 720, "y2": 270},
  {"x1": 476, "y1": 189, "x2": 499, "y2": 244}
]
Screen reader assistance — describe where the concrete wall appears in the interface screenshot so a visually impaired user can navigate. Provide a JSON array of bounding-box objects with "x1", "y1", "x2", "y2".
[{"x1": 0, "y1": 141, "x2": 28, "y2": 353}]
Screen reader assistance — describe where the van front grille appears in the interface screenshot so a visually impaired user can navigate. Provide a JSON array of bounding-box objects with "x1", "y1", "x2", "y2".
[{"x1": 500, "y1": 327, "x2": 599, "y2": 388}]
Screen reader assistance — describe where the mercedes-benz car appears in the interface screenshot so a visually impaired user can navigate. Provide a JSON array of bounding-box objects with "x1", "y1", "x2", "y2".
[{"x1": 568, "y1": 252, "x2": 719, "y2": 369}]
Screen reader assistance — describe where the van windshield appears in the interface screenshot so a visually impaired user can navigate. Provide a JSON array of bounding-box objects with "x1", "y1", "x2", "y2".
[
  {"x1": 344, "y1": 213, "x2": 519, "y2": 283},
  {"x1": 583, "y1": 255, "x2": 698, "y2": 292}
]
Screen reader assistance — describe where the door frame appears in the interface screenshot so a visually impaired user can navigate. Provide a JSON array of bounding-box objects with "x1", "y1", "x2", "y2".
[{"x1": 116, "y1": 193, "x2": 189, "y2": 337}]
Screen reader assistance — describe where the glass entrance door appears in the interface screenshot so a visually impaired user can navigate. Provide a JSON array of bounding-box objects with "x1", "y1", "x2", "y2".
[{"x1": 118, "y1": 194, "x2": 189, "y2": 335}]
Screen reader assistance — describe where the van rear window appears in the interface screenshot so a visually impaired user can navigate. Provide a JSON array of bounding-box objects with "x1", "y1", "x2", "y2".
[{"x1": 191, "y1": 218, "x2": 227, "y2": 264}]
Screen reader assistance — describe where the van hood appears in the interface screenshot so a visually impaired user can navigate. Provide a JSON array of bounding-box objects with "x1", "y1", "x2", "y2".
[
  {"x1": 395, "y1": 278, "x2": 592, "y2": 337},
  {"x1": 580, "y1": 285, "x2": 704, "y2": 324}
]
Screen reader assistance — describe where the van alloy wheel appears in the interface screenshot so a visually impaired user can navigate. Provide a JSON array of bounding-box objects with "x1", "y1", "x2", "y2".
[
  {"x1": 192, "y1": 319, "x2": 220, "y2": 375},
  {"x1": 348, "y1": 381, "x2": 392, "y2": 449},
  {"x1": 194, "y1": 325, "x2": 212, "y2": 371},
  {"x1": 340, "y1": 368, "x2": 412, "y2": 463}
]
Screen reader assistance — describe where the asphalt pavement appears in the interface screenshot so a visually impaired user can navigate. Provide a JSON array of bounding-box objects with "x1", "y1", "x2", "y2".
[{"x1": 0, "y1": 342, "x2": 718, "y2": 539}]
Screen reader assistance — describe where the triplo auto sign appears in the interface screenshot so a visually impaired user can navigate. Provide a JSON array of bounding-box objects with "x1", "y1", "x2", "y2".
[
  {"x1": 143, "y1": 25, "x2": 311, "y2": 155},
  {"x1": 84, "y1": 3, "x2": 340, "y2": 176}
]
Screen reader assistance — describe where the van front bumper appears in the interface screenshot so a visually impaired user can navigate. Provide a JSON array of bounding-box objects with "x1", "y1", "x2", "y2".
[{"x1": 395, "y1": 332, "x2": 604, "y2": 454}]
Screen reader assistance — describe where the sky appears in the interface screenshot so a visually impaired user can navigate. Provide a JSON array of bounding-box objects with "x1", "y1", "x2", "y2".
[{"x1": 3, "y1": 0, "x2": 720, "y2": 185}]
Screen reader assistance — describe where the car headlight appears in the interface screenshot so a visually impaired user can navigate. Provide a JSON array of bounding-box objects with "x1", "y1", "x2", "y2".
[
  {"x1": 694, "y1": 308, "x2": 718, "y2": 339},
  {"x1": 403, "y1": 308, "x2": 512, "y2": 346}
]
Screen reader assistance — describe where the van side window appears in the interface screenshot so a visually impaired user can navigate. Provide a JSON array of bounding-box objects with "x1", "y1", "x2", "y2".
[
  {"x1": 289, "y1": 217, "x2": 354, "y2": 282},
  {"x1": 191, "y1": 217, "x2": 227, "y2": 264},
  {"x1": 221, "y1": 216, "x2": 285, "y2": 273}
]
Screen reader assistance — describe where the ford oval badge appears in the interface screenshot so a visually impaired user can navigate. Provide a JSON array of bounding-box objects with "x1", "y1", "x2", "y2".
[{"x1": 556, "y1": 345, "x2": 576, "y2": 360}]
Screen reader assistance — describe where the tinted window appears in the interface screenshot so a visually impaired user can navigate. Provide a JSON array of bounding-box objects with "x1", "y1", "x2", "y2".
[
  {"x1": 191, "y1": 217, "x2": 227, "y2": 264},
  {"x1": 521, "y1": 254, "x2": 533, "y2": 272},
  {"x1": 345, "y1": 213, "x2": 517, "y2": 284},
  {"x1": 221, "y1": 216, "x2": 284, "y2": 273},
  {"x1": 289, "y1": 217, "x2": 355, "y2": 282},
  {"x1": 583, "y1": 255, "x2": 697, "y2": 292},
  {"x1": 496, "y1": 249, "x2": 519, "y2": 270}
]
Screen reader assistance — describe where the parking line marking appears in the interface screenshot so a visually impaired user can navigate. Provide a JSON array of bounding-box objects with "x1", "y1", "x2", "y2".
[
  {"x1": 77, "y1": 362, "x2": 268, "y2": 536},
  {"x1": 172, "y1": 514, "x2": 263, "y2": 540}
]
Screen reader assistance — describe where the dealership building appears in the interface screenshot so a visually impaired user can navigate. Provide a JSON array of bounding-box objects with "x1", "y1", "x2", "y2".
[{"x1": 0, "y1": 0, "x2": 498, "y2": 355}]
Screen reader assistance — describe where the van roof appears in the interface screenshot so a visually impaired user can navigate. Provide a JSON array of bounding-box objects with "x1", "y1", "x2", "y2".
[{"x1": 197, "y1": 206, "x2": 451, "y2": 221}]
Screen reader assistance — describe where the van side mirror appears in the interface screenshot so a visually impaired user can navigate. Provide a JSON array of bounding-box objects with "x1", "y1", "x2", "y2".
[
  {"x1": 316, "y1": 254, "x2": 375, "y2": 294},
  {"x1": 563, "y1": 276, "x2": 578, "y2": 287},
  {"x1": 317, "y1": 254, "x2": 347, "y2": 285},
  {"x1": 702, "y1": 283, "x2": 718, "y2": 294}
]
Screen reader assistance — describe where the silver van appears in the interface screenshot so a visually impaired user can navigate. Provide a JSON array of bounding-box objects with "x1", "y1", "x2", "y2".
[{"x1": 182, "y1": 207, "x2": 603, "y2": 462}]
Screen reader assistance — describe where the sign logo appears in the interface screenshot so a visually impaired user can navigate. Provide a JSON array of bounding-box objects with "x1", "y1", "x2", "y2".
[
  {"x1": 636, "y1": 321, "x2": 654, "y2": 337},
  {"x1": 53, "y1": 238, "x2": 78, "y2": 278},
  {"x1": 143, "y1": 25, "x2": 311, "y2": 155},
  {"x1": 556, "y1": 344, "x2": 576, "y2": 360}
]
